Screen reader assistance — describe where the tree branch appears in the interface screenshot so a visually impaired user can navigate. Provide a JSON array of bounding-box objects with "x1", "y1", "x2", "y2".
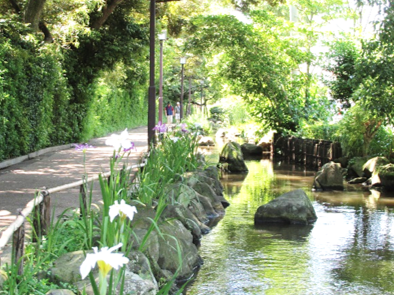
[
  {"x1": 39, "y1": 21, "x2": 53, "y2": 43},
  {"x1": 91, "y1": 0, "x2": 124, "y2": 30}
]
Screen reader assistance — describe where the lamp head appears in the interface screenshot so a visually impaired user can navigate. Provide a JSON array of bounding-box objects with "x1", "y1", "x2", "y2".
[{"x1": 158, "y1": 30, "x2": 167, "y2": 41}]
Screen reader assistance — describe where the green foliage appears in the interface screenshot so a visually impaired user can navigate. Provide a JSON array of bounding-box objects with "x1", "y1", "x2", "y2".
[
  {"x1": 0, "y1": 22, "x2": 76, "y2": 160},
  {"x1": 185, "y1": 12, "x2": 330, "y2": 133},
  {"x1": 295, "y1": 104, "x2": 393, "y2": 158},
  {"x1": 135, "y1": 128, "x2": 199, "y2": 206},
  {"x1": 322, "y1": 38, "x2": 359, "y2": 106},
  {"x1": 294, "y1": 121, "x2": 339, "y2": 141}
]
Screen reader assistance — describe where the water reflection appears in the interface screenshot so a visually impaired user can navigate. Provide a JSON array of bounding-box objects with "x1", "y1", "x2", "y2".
[{"x1": 186, "y1": 159, "x2": 394, "y2": 295}]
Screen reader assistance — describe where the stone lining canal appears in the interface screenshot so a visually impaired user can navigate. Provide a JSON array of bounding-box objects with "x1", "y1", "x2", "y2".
[{"x1": 186, "y1": 158, "x2": 394, "y2": 295}]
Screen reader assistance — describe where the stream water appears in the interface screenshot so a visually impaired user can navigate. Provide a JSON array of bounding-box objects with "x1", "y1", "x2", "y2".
[{"x1": 186, "y1": 157, "x2": 394, "y2": 295}]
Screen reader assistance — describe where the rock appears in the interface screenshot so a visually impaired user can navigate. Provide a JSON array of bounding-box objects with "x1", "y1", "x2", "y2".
[
  {"x1": 188, "y1": 198, "x2": 210, "y2": 225},
  {"x1": 362, "y1": 156, "x2": 390, "y2": 178},
  {"x1": 127, "y1": 251, "x2": 157, "y2": 287},
  {"x1": 51, "y1": 249, "x2": 158, "y2": 295},
  {"x1": 190, "y1": 181, "x2": 225, "y2": 214},
  {"x1": 254, "y1": 189, "x2": 317, "y2": 225},
  {"x1": 219, "y1": 142, "x2": 248, "y2": 173},
  {"x1": 185, "y1": 171, "x2": 228, "y2": 208},
  {"x1": 51, "y1": 251, "x2": 86, "y2": 284},
  {"x1": 348, "y1": 177, "x2": 368, "y2": 184},
  {"x1": 313, "y1": 161, "x2": 344, "y2": 191},
  {"x1": 241, "y1": 143, "x2": 263, "y2": 157},
  {"x1": 215, "y1": 129, "x2": 226, "y2": 138},
  {"x1": 164, "y1": 182, "x2": 198, "y2": 207},
  {"x1": 198, "y1": 136, "x2": 215, "y2": 146},
  {"x1": 370, "y1": 163, "x2": 394, "y2": 189},
  {"x1": 156, "y1": 220, "x2": 203, "y2": 280},
  {"x1": 333, "y1": 156, "x2": 349, "y2": 168},
  {"x1": 257, "y1": 138, "x2": 272, "y2": 152},
  {"x1": 130, "y1": 207, "x2": 202, "y2": 283},
  {"x1": 195, "y1": 193, "x2": 220, "y2": 218},
  {"x1": 348, "y1": 157, "x2": 369, "y2": 178},
  {"x1": 199, "y1": 170, "x2": 225, "y2": 197},
  {"x1": 0, "y1": 269, "x2": 7, "y2": 289},
  {"x1": 162, "y1": 204, "x2": 203, "y2": 245},
  {"x1": 204, "y1": 166, "x2": 222, "y2": 182},
  {"x1": 120, "y1": 269, "x2": 157, "y2": 295},
  {"x1": 46, "y1": 290, "x2": 76, "y2": 295}
]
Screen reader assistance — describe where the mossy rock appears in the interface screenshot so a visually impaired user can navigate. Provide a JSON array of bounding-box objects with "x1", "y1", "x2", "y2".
[
  {"x1": 219, "y1": 142, "x2": 248, "y2": 173},
  {"x1": 371, "y1": 163, "x2": 394, "y2": 189},
  {"x1": 363, "y1": 157, "x2": 390, "y2": 178}
]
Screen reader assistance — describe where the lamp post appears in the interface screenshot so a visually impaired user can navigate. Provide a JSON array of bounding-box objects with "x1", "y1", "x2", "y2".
[
  {"x1": 187, "y1": 76, "x2": 192, "y2": 116},
  {"x1": 200, "y1": 80, "x2": 204, "y2": 114},
  {"x1": 180, "y1": 57, "x2": 186, "y2": 121},
  {"x1": 158, "y1": 31, "x2": 167, "y2": 124},
  {"x1": 148, "y1": 0, "x2": 180, "y2": 147}
]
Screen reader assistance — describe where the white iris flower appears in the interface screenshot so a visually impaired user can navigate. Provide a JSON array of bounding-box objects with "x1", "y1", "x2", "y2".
[
  {"x1": 109, "y1": 199, "x2": 137, "y2": 222},
  {"x1": 80, "y1": 243, "x2": 129, "y2": 280},
  {"x1": 105, "y1": 129, "x2": 132, "y2": 150}
]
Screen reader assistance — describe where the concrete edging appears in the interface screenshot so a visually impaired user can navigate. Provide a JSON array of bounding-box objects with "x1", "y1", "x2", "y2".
[{"x1": 0, "y1": 144, "x2": 74, "y2": 170}]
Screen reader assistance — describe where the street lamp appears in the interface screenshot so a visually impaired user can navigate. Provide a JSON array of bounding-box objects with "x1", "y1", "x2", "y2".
[
  {"x1": 158, "y1": 31, "x2": 167, "y2": 124},
  {"x1": 148, "y1": 0, "x2": 180, "y2": 147},
  {"x1": 180, "y1": 57, "x2": 186, "y2": 121}
]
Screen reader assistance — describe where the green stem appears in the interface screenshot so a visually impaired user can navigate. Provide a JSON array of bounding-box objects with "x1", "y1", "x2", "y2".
[{"x1": 99, "y1": 272, "x2": 108, "y2": 295}]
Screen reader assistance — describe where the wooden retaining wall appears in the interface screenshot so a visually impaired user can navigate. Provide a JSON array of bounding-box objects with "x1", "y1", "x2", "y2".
[{"x1": 273, "y1": 134, "x2": 342, "y2": 168}]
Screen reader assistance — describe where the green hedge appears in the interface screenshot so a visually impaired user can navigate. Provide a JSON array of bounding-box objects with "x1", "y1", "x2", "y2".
[{"x1": 0, "y1": 22, "x2": 147, "y2": 162}]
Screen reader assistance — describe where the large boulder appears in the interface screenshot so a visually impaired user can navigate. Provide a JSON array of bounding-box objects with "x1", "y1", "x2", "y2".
[
  {"x1": 363, "y1": 157, "x2": 390, "y2": 178},
  {"x1": 370, "y1": 163, "x2": 394, "y2": 190},
  {"x1": 219, "y1": 142, "x2": 248, "y2": 173},
  {"x1": 254, "y1": 189, "x2": 317, "y2": 225},
  {"x1": 313, "y1": 161, "x2": 344, "y2": 191},
  {"x1": 241, "y1": 143, "x2": 263, "y2": 158},
  {"x1": 348, "y1": 157, "x2": 369, "y2": 178}
]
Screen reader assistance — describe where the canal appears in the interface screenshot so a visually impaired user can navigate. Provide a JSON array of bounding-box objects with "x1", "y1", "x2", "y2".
[{"x1": 186, "y1": 158, "x2": 394, "y2": 295}]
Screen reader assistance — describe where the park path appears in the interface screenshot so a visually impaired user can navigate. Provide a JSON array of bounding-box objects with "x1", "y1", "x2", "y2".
[{"x1": 0, "y1": 126, "x2": 148, "y2": 242}]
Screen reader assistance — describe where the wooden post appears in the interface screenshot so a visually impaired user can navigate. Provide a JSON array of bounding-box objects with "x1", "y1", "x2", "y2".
[
  {"x1": 79, "y1": 178, "x2": 87, "y2": 217},
  {"x1": 13, "y1": 209, "x2": 25, "y2": 276},
  {"x1": 41, "y1": 189, "x2": 50, "y2": 236},
  {"x1": 32, "y1": 188, "x2": 50, "y2": 241}
]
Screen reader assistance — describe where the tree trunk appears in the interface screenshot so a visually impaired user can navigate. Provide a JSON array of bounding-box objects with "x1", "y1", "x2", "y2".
[{"x1": 24, "y1": 0, "x2": 47, "y2": 31}]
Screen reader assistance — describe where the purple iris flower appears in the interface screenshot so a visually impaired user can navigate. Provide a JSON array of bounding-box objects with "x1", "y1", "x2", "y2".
[
  {"x1": 181, "y1": 123, "x2": 189, "y2": 133},
  {"x1": 123, "y1": 142, "x2": 136, "y2": 152},
  {"x1": 73, "y1": 143, "x2": 95, "y2": 151},
  {"x1": 153, "y1": 121, "x2": 167, "y2": 133}
]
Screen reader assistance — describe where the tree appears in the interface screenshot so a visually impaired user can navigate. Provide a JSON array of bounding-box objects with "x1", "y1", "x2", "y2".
[
  {"x1": 322, "y1": 38, "x2": 360, "y2": 108},
  {"x1": 185, "y1": 12, "x2": 316, "y2": 132}
]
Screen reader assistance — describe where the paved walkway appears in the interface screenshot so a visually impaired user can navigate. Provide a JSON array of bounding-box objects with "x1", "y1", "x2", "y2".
[{"x1": 0, "y1": 126, "x2": 148, "y2": 242}]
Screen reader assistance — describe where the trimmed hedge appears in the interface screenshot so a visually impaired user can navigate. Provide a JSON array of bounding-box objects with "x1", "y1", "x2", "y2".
[{"x1": 0, "y1": 21, "x2": 147, "y2": 161}]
